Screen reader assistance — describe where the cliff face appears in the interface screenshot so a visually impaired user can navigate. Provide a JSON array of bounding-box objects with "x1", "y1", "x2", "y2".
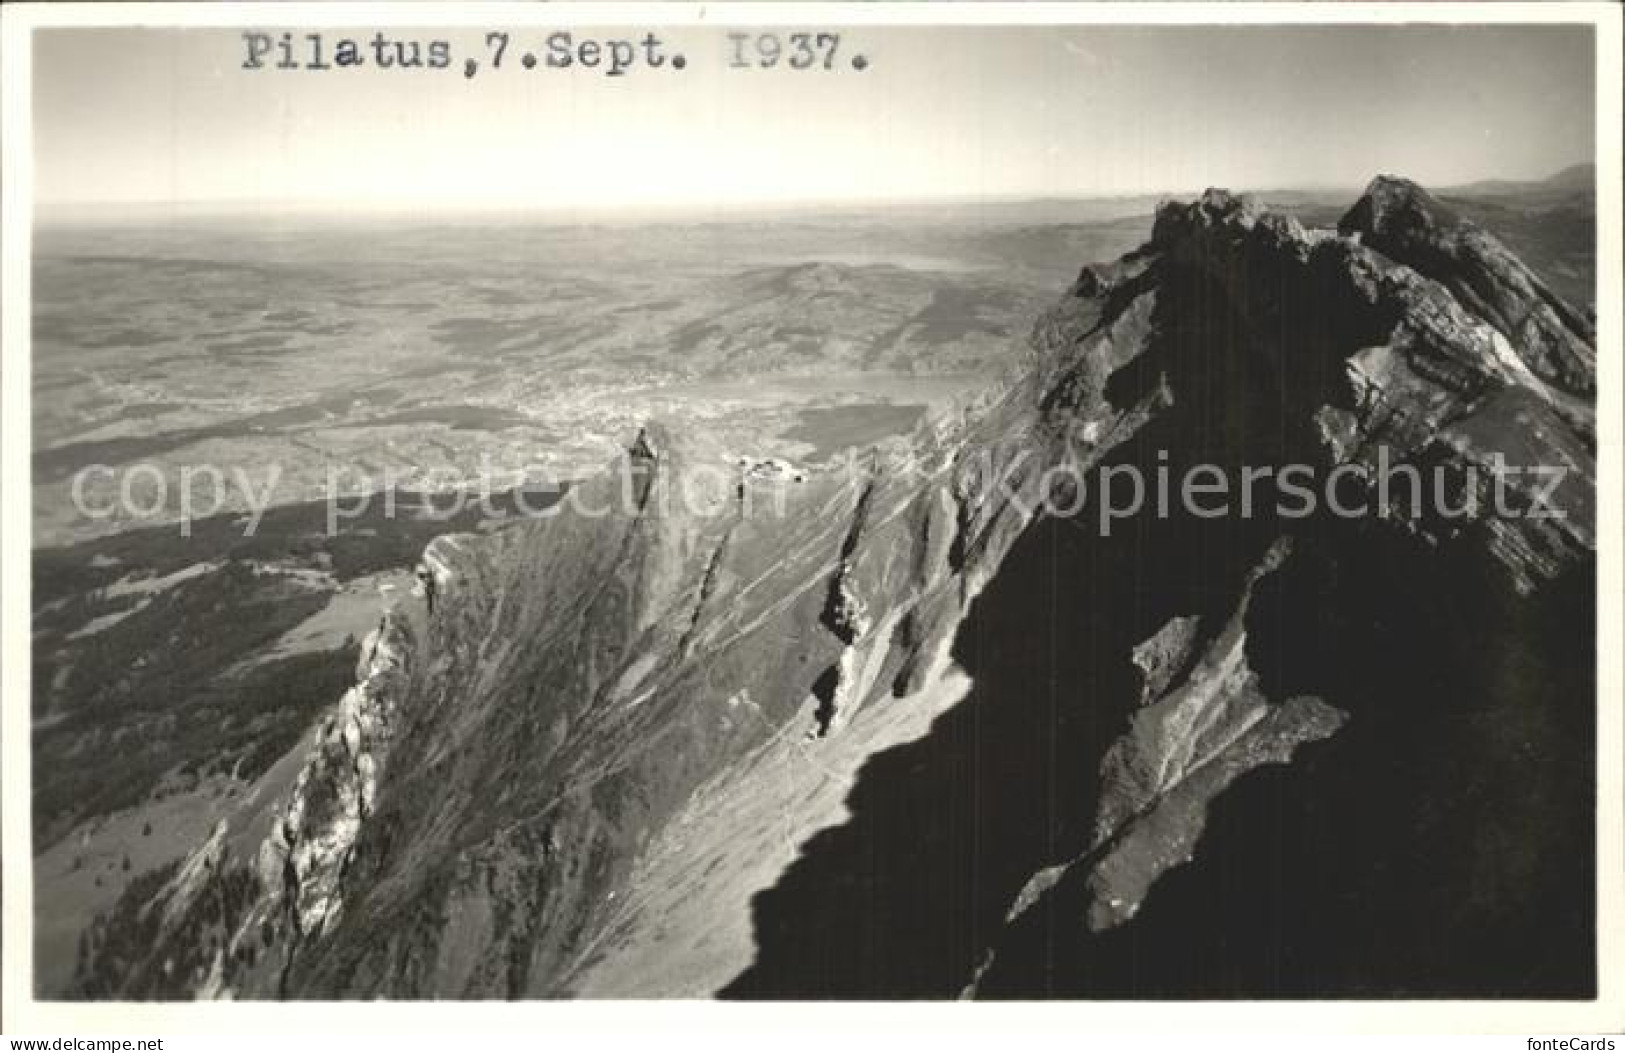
[
  {"x1": 80, "y1": 179, "x2": 1596, "y2": 999},
  {"x1": 1339, "y1": 175, "x2": 1597, "y2": 398}
]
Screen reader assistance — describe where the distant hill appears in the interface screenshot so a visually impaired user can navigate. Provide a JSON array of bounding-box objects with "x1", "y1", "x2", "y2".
[{"x1": 1448, "y1": 162, "x2": 1596, "y2": 199}]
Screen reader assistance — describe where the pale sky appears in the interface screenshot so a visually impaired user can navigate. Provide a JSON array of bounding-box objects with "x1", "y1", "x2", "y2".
[{"x1": 32, "y1": 24, "x2": 1596, "y2": 213}]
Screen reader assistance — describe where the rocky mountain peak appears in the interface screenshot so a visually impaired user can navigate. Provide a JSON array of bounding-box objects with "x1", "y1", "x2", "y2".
[
  {"x1": 1340, "y1": 174, "x2": 1463, "y2": 240},
  {"x1": 1150, "y1": 187, "x2": 1266, "y2": 243},
  {"x1": 1338, "y1": 174, "x2": 1595, "y2": 396},
  {"x1": 628, "y1": 417, "x2": 734, "y2": 470}
]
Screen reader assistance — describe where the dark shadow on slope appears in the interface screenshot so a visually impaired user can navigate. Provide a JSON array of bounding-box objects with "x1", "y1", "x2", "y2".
[
  {"x1": 720, "y1": 445, "x2": 1279, "y2": 998},
  {"x1": 721, "y1": 203, "x2": 1375, "y2": 1000},
  {"x1": 722, "y1": 225, "x2": 1594, "y2": 998},
  {"x1": 971, "y1": 532, "x2": 1594, "y2": 998}
]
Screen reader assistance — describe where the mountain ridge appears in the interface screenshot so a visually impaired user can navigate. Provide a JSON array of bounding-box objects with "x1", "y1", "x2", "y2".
[{"x1": 69, "y1": 175, "x2": 1596, "y2": 1000}]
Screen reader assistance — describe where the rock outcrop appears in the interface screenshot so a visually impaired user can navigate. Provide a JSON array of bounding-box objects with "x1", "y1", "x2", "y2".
[
  {"x1": 1340, "y1": 175, "x2": 1596, "y2": 398},
  {"x1": 995, "y1": 539, "x2": 1347, "y2": 943},
  {"x1": 79, "y1": 178, "x2": 1596, "y2": 1000},
  {"x1": 267, "y1": 606, "x2": 421, "y2": 941}
]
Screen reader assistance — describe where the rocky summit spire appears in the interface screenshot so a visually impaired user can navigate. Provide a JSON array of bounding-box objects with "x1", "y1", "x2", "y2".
[
  {"x1": 1339, "y1": 174, "x2": 1463, "y2": 239},
  {"x1": 1340, "y1": 174, "x2": 1596, "y2": 396}
]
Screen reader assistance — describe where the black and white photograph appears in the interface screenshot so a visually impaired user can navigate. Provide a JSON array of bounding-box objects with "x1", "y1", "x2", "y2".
[{"x1": 1, "y1": 1, "x2": 1620, "y2": 1033}]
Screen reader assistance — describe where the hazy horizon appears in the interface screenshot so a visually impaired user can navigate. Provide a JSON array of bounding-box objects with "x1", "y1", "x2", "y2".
[
  {"x1": 33, "y1": 25, "x2": 1596, "y2": 214},
  {"x1": 31, "y1": 160, "x2": 1598, "y2": 232}
]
